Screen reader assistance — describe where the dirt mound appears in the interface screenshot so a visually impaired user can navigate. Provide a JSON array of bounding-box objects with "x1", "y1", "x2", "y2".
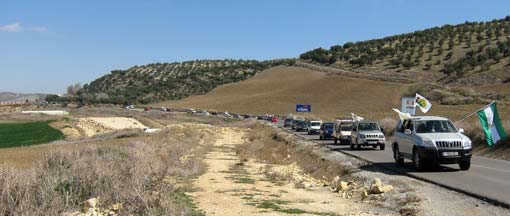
[{"x1": 76, "y1": 117, "x2": 146, "y2": 137}]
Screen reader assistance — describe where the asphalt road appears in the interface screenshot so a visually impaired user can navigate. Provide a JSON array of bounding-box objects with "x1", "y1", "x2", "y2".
[{"x1": 274, "y1": 120, "x2": 510, "y2": 208}]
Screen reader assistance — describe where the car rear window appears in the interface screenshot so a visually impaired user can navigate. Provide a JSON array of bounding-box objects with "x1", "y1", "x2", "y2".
[{"x1": 358, "y1": 123, "x2": 379, "y2": 131}]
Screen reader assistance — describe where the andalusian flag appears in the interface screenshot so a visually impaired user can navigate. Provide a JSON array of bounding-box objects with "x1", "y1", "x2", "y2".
[{"x1": 477, "y1": 102, "x2": 506, "y2": 146}]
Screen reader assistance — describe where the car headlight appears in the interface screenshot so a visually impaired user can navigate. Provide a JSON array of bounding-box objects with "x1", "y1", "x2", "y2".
[
  {"x1": 360, "y1": 134, "x2": 366, "y2": 139},
  {"x1": 422, "y1": 138, "x2": 435, "y2": 147},
  {"x1": 379, "y1": 134, "x2": 385, "y2": 138},
  {"x1": 463, "y1": 139, "x2": 472, "y2": 148}
]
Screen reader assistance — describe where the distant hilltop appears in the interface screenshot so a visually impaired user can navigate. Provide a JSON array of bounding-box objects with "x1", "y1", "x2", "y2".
[{"x1": 0, "y1": 92, "x2": 47, "y2": 103}]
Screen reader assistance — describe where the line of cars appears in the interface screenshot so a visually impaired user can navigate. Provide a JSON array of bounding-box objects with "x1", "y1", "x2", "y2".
[
  {"x1": 283, "y1": 115, "x2": 472, "y2": 171},
  {"x1": 146, "y1": 106, "x2": 473, "y2": 171}
]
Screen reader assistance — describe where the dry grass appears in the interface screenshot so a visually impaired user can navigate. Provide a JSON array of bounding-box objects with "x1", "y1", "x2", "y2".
[
  {"x1": 153, "y1": 65, "x2": 506, "y2": 122},
  {"x1": 0, "y1": 113, "x2": 59, "y2": 123},
  {"x1": 0, "y1": 128, "x2": 209, "y2": 215},
  {"x1": 236, "y1": 122, "x2": 358, "y2": 180},
  {"x1": 152, "y1": 65, "x2": 510, "y2": 159},
  {"x1": 155, "y1": 66, "x2": 410, "y2": 121}
]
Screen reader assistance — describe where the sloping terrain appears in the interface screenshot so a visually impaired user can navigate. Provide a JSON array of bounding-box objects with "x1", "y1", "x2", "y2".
[
  {"x1": 0, "y1": 92, "x2": 46, "y2": 102},
  {"x1": 156, "y1": 66, "x2": 492, "y2": 121},
  {"x1": 300, "y1": 17, "x2": 510, "y2": 85},
  {"x1": 299, "y1": 17, "x2": 510, "y2": 105},
  {"x1": 79, "y1": 59, "x2": 294, "y2": 104}
]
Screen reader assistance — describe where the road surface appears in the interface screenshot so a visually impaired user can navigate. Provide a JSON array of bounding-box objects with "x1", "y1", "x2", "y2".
[{"x1": 274, "y1": 120, "x2": 510, "y2": 208}]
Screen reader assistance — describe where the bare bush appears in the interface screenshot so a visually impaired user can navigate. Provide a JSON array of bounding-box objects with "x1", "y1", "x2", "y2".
[
  {"x1": 0, "y1": 129, "x2": 207, "y2": 215},
  {"x1": 379, "y1": 118, "x2": 397, "y2": 136}
]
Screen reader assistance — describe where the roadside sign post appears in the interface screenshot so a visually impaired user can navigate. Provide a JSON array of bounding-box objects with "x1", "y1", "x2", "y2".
[
  {"x1": 401, "y1": 97, "x2": 416, "y2": 116},
  {"x1": 296, "y1": 104, "x2": 311, "y2": 113}
]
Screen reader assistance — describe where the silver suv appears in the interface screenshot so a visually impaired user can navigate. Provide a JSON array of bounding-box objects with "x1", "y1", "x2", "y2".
[
  {"x1": 392, "y1": 116, "x2": 472, "y2": 170},
  {"x1": 351, "y1": 120, "x2": 386, "y2": 150}
]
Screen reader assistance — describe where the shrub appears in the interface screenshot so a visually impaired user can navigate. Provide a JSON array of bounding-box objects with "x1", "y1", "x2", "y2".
[{"x1": 0, "y1": 130, "x2": 206, "y2": 215}]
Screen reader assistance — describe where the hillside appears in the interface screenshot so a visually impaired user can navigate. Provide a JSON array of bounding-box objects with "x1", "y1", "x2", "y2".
[
  {"x1": 156, "y1": 65, "x2": 510, "y2": 151},
  {"x1": 299, "y1": 16, "x2": 510, "y2": 104},
  {"x1": 156, "y1": 66, "x2": 492, "y2": 121},
  {"x1": 79, "y1": 59, "x2": 294, "y2": 104},
  {"x1": 0, "y1": 92, "x2": 46, "y2": 102}
]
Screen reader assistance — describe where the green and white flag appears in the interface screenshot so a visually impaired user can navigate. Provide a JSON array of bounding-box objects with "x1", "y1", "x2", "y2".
[{"x1": 477, "y1": 102, "x2": 506, "y2": 146}]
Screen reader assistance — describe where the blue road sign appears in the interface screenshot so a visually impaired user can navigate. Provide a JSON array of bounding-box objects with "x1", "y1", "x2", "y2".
[{"x1": 296, "y1": 104, "x2": 311, "y2": 112}]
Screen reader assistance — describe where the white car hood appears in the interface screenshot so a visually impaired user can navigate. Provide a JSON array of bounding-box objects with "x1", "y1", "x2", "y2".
[
  {"x1": 359, "y1": 130, "x2": 383, "y2": 135},
  {"x1": 417, "y1": 133, "x2": 467, "y2": 141}
]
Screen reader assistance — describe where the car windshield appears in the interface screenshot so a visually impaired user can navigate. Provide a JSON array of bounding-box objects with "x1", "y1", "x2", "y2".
[
  {"x1": 341, "y1": 125, "x2": 353, "y2": 131},
  {"x1": 324, "y1": 123, "x2": 334, "y2": 129},
  {"x1": 415, "y1": 120, "x2": 457, "y2": 133},
  {"x1": 311, "y1": 122, "x2": 320, "y2": 126},
  {"x1": 358, "y1": 123, "x2": 379, "y2": 131}
]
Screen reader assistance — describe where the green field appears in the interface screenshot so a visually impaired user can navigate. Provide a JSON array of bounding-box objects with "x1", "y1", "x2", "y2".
[{"x1": 0, "y1": 121, "x2": 64, "y2": 148}]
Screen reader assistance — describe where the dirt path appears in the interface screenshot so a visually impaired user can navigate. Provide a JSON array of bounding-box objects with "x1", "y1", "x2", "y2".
[{"x1": 189, "y1": 126, "x2": 396, "y2": 216}]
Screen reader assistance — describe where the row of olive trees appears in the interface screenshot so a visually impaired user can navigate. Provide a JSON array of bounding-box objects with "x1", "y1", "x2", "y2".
[
  {"x1": 299, "y1": 16, "x2": 510, "y2": 72},
  {"x1": 61, "y1": 59, "x2": 296, "y2": 105}
]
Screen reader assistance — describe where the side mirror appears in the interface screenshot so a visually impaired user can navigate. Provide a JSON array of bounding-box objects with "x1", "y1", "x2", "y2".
[
  {"x1": 404, "y1": 129, "x2": 412, "y2": 135},
  {"x1": 381, "y1": 128, "x2": 385, "y2": 133},
  {"x1": 459, "y1": 128, "x2": 464, "y2": 133}
]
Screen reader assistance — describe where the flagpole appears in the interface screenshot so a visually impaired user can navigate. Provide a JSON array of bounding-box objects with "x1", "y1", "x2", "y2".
[{"x1": 455, "y1": 101, "x2": 496, "y2": 124}]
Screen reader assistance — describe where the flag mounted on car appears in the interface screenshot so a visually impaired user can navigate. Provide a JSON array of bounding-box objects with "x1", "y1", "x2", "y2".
[
  {"x1": 415, "y1": 93, "x2": 432, "y2": 113},
  {"x1": 392, "y1": 108, "x2": 412, "y2": 121},
  {"x1": 351, "y1": 113, "x2": 364, "y2": 122},
  {"x1": 477, "y1": 102, "x2": 506, "y2": 146}
]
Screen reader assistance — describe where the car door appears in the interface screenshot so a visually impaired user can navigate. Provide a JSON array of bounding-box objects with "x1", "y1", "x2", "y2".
[
  {"x1": 399, "y1": 120, "x2": 415, "y2": 158},
  {"x1": 319, "y1": 124, "x2": 324, "y2": 137},
  {"x1": 351, "y1": 123, "x2": 358, "y2": 144},
  {"x1": 334, "y1": 122, "x2": 340, "y2": 139}
]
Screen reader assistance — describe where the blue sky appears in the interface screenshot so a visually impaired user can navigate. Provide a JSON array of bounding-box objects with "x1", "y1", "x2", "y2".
[{"x1": 2, "y1": 0, "x2": 510, "y2": 93}]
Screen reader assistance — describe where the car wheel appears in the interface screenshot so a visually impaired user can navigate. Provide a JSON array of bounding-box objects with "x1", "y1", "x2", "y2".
[
  {"x1": 459, "y1": 160, "x2": 471, "y2": 171},
  {"x1": 319, "y1": 135, "x2": 323, "y2": 140},
  {"x1": 412, "y1": 148, "x2": 424, "y2": 170},
  {"x1": 394, "y1": 146, "x2": 404, "y2": 166},
  {"x1": 380, "y1": 144, "x2": 385, "y2": 151}
]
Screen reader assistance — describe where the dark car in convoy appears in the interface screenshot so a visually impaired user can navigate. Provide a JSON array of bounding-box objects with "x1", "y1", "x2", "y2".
[
  {"x1": 294, "y1": 120, "x2": 308, "y2": 132},
  {"x1": 319, "y1": 122, "x2": 335, "y2": 140},
  {"x1": 284, "y1": 117, "x2": 293, "y2": 127}
]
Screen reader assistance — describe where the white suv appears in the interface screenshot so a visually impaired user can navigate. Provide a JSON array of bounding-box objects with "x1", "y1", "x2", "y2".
[
  {"x1": 392, "y1": 116, "x2": 472, "y2": 170},
  {"x1": 307, "y1": 120, "x2": 322, "y2": 135},
  {"x1": 351, "y1": 120, "x2": 386, "y2": 150}
]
